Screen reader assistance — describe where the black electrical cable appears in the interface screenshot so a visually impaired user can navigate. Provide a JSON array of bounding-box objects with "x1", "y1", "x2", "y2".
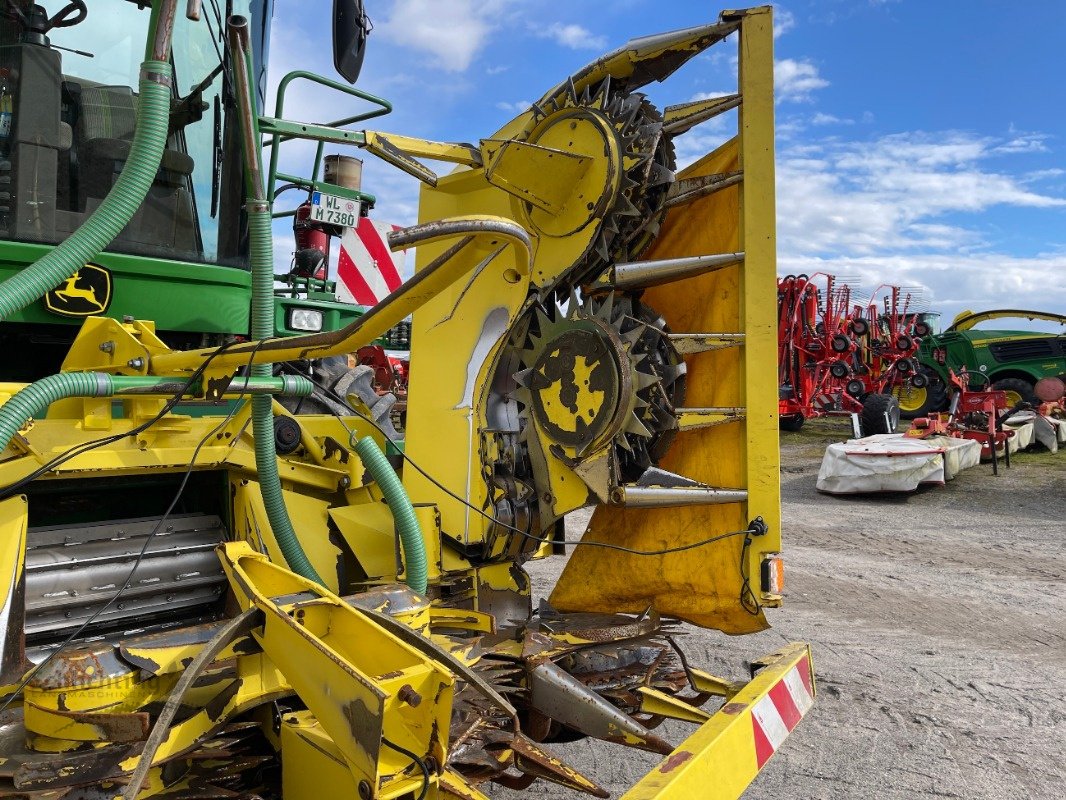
[
  {"x1": 0, "y1": 341, "x2": 262, "y2": 713},
  {"x1": 738, "y1": 533, "x2": 762, "y2": 616},
  {"x1": 381, "y1": 736, "x2": 430, "y2": 800},
  {"x1": 288, "y1": 364, "x2": 763, "y2": 558}
]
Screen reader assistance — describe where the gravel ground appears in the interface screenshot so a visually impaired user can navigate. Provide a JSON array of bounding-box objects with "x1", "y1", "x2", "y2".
[{"x1": 500, "y1": 417, "x2": 1066, "y2": 799}]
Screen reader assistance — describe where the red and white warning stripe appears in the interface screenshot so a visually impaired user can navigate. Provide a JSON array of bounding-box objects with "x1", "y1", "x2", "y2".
[
  {"x1": 751, "y1": 653, "x2": 814, "y2": 768},
  {"x1": 337, "y1": 218, "x2": 405, "y2": 306}
]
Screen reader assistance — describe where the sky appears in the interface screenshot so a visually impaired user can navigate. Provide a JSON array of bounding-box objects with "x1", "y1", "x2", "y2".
[{"x1": 265, "y1": 0, "x2": 1066, "y2": 326}]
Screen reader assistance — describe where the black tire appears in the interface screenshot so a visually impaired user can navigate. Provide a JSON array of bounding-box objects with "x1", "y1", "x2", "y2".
[
  {"x1": 830, "y1": 360, "x2": 849, "y2": 378},
  {"x1": 779, "y1": 413, "x2": 805, "y2": 432},
  {"x1": 850, "y1": 318, "x2": 869, "y2": 337},
  {"x1": 913, "y1": 321, "x2": 932, "y2": 337},
  {"x1": 897, "y1": 367, "x2": 948, "y2": 419},
  {"x1": 895, "y1": 334, "x2": 913, "y2": 351},
  {"x1": 860, "y1": 393, "x2": 901, "y2": 435},
  {"x1": 831, "y1": 334, "x2": 851, "y2": 353},
  {"x1": 991, "y1": 377, "x2": 1038, "y2": 408}
]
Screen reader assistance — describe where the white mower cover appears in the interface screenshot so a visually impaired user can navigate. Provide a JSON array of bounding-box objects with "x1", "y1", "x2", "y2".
[
  {"x1": 816, "y1": 434, "x2": 982, "y2": 494},
  {"x1": 1003, "y1": 411, "x2": 1066, "y2": 454}
]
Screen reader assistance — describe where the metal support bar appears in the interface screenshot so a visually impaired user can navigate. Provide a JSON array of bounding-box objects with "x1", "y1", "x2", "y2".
[
  {"x1": 604, "y1": 253, "x2": 744, "y2": 291},
  {"x1": 663, "y1": 171, "x2": 744, "y2": 210},
  {"x1": 675, "y1": 407, "x2": 746, "y2": 431},
  {"x1": 610, "y1": 486, "x2": 748, "y2": 507},
  {"x1": 667, "y1": 333, "x2": 745, "y2": 355},
  {"x1": 663, "y1": 94, "x2": 742, "y2": 135}
]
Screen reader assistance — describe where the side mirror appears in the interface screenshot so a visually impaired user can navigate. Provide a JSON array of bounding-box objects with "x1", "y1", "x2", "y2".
[{"x1": 333, "y1": 0, "x2": 369, "y2": 84}]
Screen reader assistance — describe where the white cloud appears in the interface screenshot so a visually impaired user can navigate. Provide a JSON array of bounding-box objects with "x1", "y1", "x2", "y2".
[
  {"x1": 773, "y1": 7, "x2": 796, "y2": 38},
  {"x1": 779, "y1": 131, "x2": 1066, "y2": 256},
  {"x1": 811, "y1": 112, "x2": 853, "y2": 126},
  {"x1": 779, "y1": 252, "x2": 1066, "y2": 318},
  {"x1": 496, "y1": 99, "x2": 532, "y2": 113},
  {"x1": 533, "y1": 22, "x2": 607, "y2": 50},
  {"x1": 776, "y1": 131, "x2": 1066, "y2": 314},
  {"x1": 689, "y1": 90, "x2": 733, "y2": 102},
  {"x1": 775, "y1": 58, "x2": 829, "y2": 103},
  {"x1": 993, "y1": 133, "x2": 1050, "y2": 154},
  {"x1": 377, "y1": 0, "x2": 504, "y2": 72}
]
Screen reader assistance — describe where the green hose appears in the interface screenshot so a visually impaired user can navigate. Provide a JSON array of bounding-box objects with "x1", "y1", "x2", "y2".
[
  {"x1": 0, "y1": 63, "x2": 173, "y2": 321},
  {"x1": 0, "y1": 372, "x2": 313, "y2": 454},
  {"x1": 0, "y1": 373, "x2": 110, "y2": 449},
  {"x1": 246, "y1": 205, "x2": 325, "y2": 584},
  {"x1": 353, "y1": 436, "x2": 428, "y2": 595}
]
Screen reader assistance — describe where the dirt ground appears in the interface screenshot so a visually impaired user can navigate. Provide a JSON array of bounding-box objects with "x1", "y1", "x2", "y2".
[{"x1": 502, "y1": 417, "x2": 1066, "y2": 799}]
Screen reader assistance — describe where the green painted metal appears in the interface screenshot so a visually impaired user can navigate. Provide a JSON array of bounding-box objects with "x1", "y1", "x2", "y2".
[
  {"x1": 265, "y1": 69, "x2": 391, "y2": 206},
  {"x1": 0, "y1": 243, "x2": 252, "y2": 332},
  {"x1": 917, "y1": 321, "x2": 1066, "y2": 405}
]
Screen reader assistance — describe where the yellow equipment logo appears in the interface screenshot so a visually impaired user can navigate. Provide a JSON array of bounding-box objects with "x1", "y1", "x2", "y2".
[{"x1": 45, "y1": 264, "x2": 113, "y2": 317}]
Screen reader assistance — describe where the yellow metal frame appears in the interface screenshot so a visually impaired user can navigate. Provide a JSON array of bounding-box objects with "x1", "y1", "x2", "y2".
[
  {"x1": 623, "y1": 643, "x2": 814, "y2": 799},
  {"x1": 549, "y1": 6, "x2": 781, "y2": 631}
]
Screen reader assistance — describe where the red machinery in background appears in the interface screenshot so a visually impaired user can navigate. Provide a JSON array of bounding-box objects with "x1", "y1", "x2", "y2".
[
  {"x1": 906, "y1": 369, "x2": 1017, "y2": 474},
  {"x1": 778, "y1": 274, "x2": 931, "y2": 434}
]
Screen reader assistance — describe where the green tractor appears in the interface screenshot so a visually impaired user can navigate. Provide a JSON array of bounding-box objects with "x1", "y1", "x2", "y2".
[{"x1": 899, "y1": 309, "x2": 1066, "y2": 418}]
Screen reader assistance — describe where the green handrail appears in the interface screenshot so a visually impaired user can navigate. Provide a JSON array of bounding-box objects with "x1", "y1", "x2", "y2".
[{"x1": 264, "y1": 70, "x2": 391, "y2": 207}]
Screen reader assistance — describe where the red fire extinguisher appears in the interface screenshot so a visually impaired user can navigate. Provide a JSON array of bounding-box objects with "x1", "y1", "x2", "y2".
[{"x1": 292, "y1": 202, "x2": 330, "y2": 279}]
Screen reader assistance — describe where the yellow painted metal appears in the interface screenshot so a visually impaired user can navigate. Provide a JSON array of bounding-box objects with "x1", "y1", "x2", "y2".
[
  {"x1": 663, "y1": 95, "x2": 742, "y2": 134},
  {"x1": 621, "y1": 643, "x2": 814, "y2": 800},
  {"x1": 481, "y1": 138, "x2": 592, "y2": 213},
  {"x1": 949, "y1": 308, "x2": 1066, "y2": 331},
  {"x1": 0, "y1": 9, "x2": 813, "y2": 799},
  {"x1": 894, "y1": 382, "x2": 929, "y2": 413},
  {"x1": 674, "y1": 407, "x2": 746, "y2": 431},
  {"x1": 399, "y1": 60, "x2": 696, "y2": 553},
  {"x1": 550, "y1": 6, "x2": 781, "y2": 631},
  {"x1": 219, "y1": 542, "x2": 455, "y2": 796},
  {"x1": 637, "y1": 687, "x2": 712, "y2": 724},
  {"x1": 148, "y1": 215, "x2": 532, "y2": 376},
  {"x1": 231, "y1": 478, "x2": 346, "y2": 592},
  {"x1": 689, "y1": 668, "x2": 746, "y2": 698},
  {"x1": 440, "y1": 769, "x2": 494, "y2": 800},
  {"x1": 362, "y1": 130, "x2": 483, "y2": 183},
  {"x1": 428, "y1": 607, "x2": 497, "y2": 634},
  {"x1": 0, "y1": 495, "x2": 27, "y2": 687}
]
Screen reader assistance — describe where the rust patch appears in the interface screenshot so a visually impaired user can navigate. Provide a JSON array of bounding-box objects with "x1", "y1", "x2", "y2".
[
  {"x1": 721, "y1": 702, "x2": 748, "y2": 715},
  {"x1": 342, "y1": 698, "x2": 381, "y2": 760},
  {"x1": 659, "y1": 750, "x2": 693, "y2": 773},
  {"x1": 321, "y1": 436, "x2": 350, "y2": 463}
]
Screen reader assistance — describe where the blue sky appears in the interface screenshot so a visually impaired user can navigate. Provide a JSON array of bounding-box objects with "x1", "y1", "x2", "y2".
[{"x1": 267, "y1": 1, "x2": 1066, "y2": 324}]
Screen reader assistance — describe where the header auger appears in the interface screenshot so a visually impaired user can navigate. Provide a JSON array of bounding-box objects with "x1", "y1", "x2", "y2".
[{"x1": 0, "y1": 4, "x2": 811, "y2": 798}]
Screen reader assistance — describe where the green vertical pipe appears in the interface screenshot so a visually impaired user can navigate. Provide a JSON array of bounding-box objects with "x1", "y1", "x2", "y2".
[{"x1": 353, "y1": 436, "x2": 427, "y2": 595}]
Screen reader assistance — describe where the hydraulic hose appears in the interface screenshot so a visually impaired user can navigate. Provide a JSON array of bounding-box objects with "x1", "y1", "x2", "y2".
[
  {"x1": 353, "y1": 435, "x2": 427, "y2": 595},
  {"x1": 0, "y1": 372, "x2": 312, "y2": 453},
  {"x1": 225, "y1": 13, "x2": 325, "y2": 586},
  {"x1": 228, "y1": 16, "x2": 427, "y2": 592},
  {"x1": 0, "y1": 60, "x2": 173, "y2": 321},
  {"x1": 0, "y1": 373, "x2": 111, "y2": 450},
  {"x1": 247, "y1": 204, "x2": 324, "y2": 584}
]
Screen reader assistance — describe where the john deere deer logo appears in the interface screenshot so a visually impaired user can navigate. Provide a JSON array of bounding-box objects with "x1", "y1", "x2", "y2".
[{"x1": 45, "y1": 263, "x2": 113, "y2": 317}]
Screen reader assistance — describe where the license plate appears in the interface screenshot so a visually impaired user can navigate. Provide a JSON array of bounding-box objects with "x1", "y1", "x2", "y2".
[{"x1": 310, "y1": 191, "x2": 359, "y2": 228}]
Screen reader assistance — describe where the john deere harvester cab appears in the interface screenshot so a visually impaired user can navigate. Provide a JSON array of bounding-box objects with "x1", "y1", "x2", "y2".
[
  {"x1": 0, "y1": 4, "x2": 814, "y2": 798},
  {"x1": 0, "y1": 0, "x2": 374, "y2": 380}
]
